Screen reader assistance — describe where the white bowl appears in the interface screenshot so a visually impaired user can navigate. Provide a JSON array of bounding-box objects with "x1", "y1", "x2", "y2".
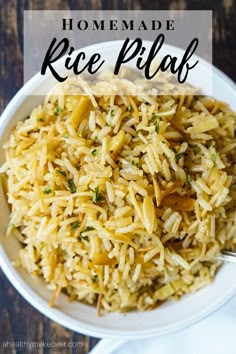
[{"x1": 0, "y1": 41, "x2": 236, "y2": 339}]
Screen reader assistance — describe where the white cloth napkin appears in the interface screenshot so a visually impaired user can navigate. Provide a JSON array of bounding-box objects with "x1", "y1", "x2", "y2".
[{"x1": 90, "y1": 295, "x2": 236, "y2": 354}]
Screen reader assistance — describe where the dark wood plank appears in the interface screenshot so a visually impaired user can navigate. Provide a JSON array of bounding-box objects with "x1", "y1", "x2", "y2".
[
  {"x1": 0, "y1": 0, "x2": 23, "y2": 113},
  {"x1": 0, "y1": 309, "x2": 16, "y2": 354},
  {"x1": 42, "y1": 319, "x2": 73, "y2": 354}
]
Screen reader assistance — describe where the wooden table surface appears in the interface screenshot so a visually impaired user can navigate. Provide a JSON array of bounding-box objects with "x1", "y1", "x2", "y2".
[{"x1": 0, "y1": 1, "x2": 236, "y2": 353}]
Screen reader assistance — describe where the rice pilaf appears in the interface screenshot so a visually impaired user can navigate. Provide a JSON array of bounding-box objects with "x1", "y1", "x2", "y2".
[{"x1": 1, "y1": 77, "x2": 236, "y2": 315}]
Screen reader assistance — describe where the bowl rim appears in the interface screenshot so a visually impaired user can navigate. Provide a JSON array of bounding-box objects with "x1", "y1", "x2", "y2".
[{"x1": 0, "y1": 40, "x2": 236, "y2": 339}]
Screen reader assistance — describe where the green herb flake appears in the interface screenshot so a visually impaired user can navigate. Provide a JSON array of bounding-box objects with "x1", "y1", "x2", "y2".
[
  {"x1": 211, "y1": 153, "x2": 217, "y2": 166},
  {"x1": 64, "y1": 134, "x2": 69, "y2": 138},
  {"x1": 175, "y1": 152, "x2": 185, "y2": 161},
  {"x1": 43, "y1": 187, "x2": 52, "y2": 194},
  {"x1": 83, "y1": 226, "x2": 95, "y2": 232},
  {"x1": 186, "y1": 173, "x2": 192, "y2": 185},
  {"x1": 172, "y1": 147, "x2": 177, "y2": 153},
  {"x1": 56, "y1": 170, "x2": 66, "y2": 177},
  {"x1": 211, "y1": 142, "x2": 216, "y2": 149},
  {"x1": 94, "y1": 136, "x2": 98, "y2": 143},
  {"x1": 80, "y1": 226, "x2": 95, "y2": 241},
  {"x1": 188, "y1": 143, "x2": 199, "y2": 156},
  {"x1": 155, "y1": 122, "x2": 159, "y2": 134},
  {"x1": 81, "y1": 235, "x2": 89, "y2": 242},
  {"x1": 92, "y1": 275, "x2": 98, "y2": 282},
  {"x1": 105, "y1": 123, "x2": 111, "y2": 127},
  {"x1": 38, "y1": 118, "x2": 44, "y2": 122},
  {"x1": 91, "y1": 149, "x2": 97, "y2": 157},
  {"x1": 131, "y1": 160, "x2": 138, "y2": 166},
  {"x1": 127, "y1": 105, "x2": 133, "y2": 112},
  {"x1": 55, "y1": 107, "x2": 62, "y2": 115},
  {"x1": 93, "y1": 186, "x2": 103, "y2": 203},
  {"x1": 110, "y1": 109, "x2": 115, "y2": 117},
  {"x1": 71, "y1": 221, "x2": 80, "y2": 230},
  {"x1": 67, "y1": 179, "x2": 76, "y2": 194},
  {"x1": 151, "y1": 113, "x2": 163, "y2": 121}
]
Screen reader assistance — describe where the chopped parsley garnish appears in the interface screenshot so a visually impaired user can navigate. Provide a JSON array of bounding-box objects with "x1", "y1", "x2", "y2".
[
  {"x1": 80, "y1": 226, "x2": 95, "y2": 241},
  {"x1": 92, "y1": 275, "x2": 98, "y2": 282},
  {"x1": 155, "y1": 122, "x2": 159, "y2": 133},
  {"x1": 186, "y1": 173, "x2": 192, "y2": 185},
  {"x1": 91, "y1": 149, "x2": 97, "y2": 157},
  {"x1": 56, "y1": 170, "x2": 66, "y2": 177},
  {"x1": 211, "y1": 142, "x2": 216, "y2": 148},
  {"x1": 172, "y1": 147, "x2": 177, "y2": 153},
  {"x1": 105, "y1": 123, "x2": 111, "y2": 127},
  {"x1": 131, "y1": 160, "x2": 138, "y2": 166},
  {"x1": 211, "y1": 153, "x2": 217, "y2": 166},
  {"x1": 127, "y1": 105, "x2": 133, "y2": 112},
  {"x1": 64, "y1": 134, "x2": 69, "y2": 138},
  {"x1": 151, "y1": 113, "x2": 163, "y2": 121},
  {"x1": 39, "y1": 118, "x2": 44, "y2": 122},
  {"x1": 94, "y1": 136, "x2": 98, "y2": 143},
  {"x1": 71, "y1": 221, "x2": 80, "y2": 230},
  {"x1": 83, "y1": 226, "x2": 95, "y2": 232},
  {"x1": 93, "y1": 186, "x2": 103, "y2": 203},
  {"x1": 55, "y1": 107, "x2": 62, "y2": 115},
  {"x1": 43, "y1": 187, "x2": 52, "y2": 194},
  {"x1": 81, "y1": 235, "x2": 89, "y2": 241},
  {"x1": 67, "y1": 179, "x2": 76, "y2": 194},
  {"x1": 175, "y1": 152, "x2": 185, "y2": 161},
  {"x1": 188, "y1": 143, "x2": 199, "y2": 156},
  {"x1": 110, "y1": 109, "x2": 115, "y2": 117}
]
